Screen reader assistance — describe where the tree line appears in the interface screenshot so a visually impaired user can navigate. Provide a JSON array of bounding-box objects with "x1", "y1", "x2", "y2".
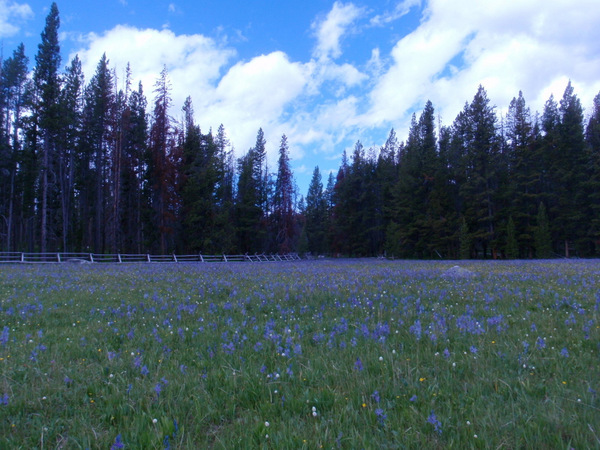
[{"x1": 1, "y1": 3, "x2": 599, "y2": 258}]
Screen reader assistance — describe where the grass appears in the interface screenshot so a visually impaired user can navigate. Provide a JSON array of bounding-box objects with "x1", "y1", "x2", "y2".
[{"x1": 0, "y1": 259, "x2": 599, "y2": 448}]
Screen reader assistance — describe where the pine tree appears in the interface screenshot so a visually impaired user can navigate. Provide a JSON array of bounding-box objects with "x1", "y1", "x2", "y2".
[
  {"x1": 79, "y1": 54, "x2": 115, "y2": 252},
  {"x1": 148, "y1": 66, "x2": 181, "y2": 253},
  {"x1": 458, "y1": 216, "x2": 471, "y2": 259},
  {"x1": 236, "y1": 148, "x2": 262, "y2": 253},
  {"x1": 0, "y1": 43, "x2": 29, "y2": 251},
  {"x1": 585, "y1": 92, "x2": 600, "y2": 253},
  {"x1": 32, "y1": 2, "x2": 61, "y2": 252},
  {"x1": 213, "y1": 124, "x2": 236, "y2": 252},
  {"x1": 505, "y1": 91, "x2": 537, "y2": 257},
  {"x1": 553, "y1": 82, "x2": 586, "y2": 256},
  {"x1": 386, "y1": 101, "x2": 439, "y2": 258},
  {"x1": 273, "y1": 134, "x2": 296, "y2": 253},
  {"x1": 120, "y1": 80, "x2": 148, "y2": 253},
  {"x1": 305, "y1": 166, "x2": 327, "y2": 255},
  {"x1": 534, "y1": 202, "x2": 552, "y2": 258},
  {"x1": 57, "y1": 55, "x2": 84, "y2": 251},
  {"x1": 505, "y1": 216, "x2": 518, "y2": 259},
  {"x1": 458, "y1": 86, "x2": 500, "y2": 258}
]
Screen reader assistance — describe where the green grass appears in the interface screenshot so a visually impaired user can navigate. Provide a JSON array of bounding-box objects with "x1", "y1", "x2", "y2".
[{"x1": 0, "y1": 259, "x2": 599, "y2": 448}]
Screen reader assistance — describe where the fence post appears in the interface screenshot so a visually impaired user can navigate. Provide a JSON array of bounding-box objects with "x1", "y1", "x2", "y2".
[
  {"x1": 89, "y1": 253, "x2": 94, "y2": 263},
  {"x1": 147, "y1": 254, "x2": 151, "y2": 262},
  {"x1": 118, "y1": 254, "x2": 122, "y2": 263},
  {"x1": 173, "y1": 254, "x2": 177, "y2": 263},
  {"x1": 21, "y1": 252, "x2": 24, "y2": 263}
]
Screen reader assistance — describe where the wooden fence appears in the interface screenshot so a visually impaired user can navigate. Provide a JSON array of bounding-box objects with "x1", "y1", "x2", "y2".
[{"x1": 0, "y1": 252, "x2": 301, "y2": 264}]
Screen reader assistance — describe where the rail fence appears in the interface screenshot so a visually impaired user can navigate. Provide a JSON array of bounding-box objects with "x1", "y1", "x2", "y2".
[{"x1": 0, "y1": 252, "x2": 301, "y2": 264}]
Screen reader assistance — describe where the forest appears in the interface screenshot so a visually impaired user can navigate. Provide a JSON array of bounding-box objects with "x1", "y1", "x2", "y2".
[{"x1": 1, "y1": 3, "x2": 600, "y2": 259}]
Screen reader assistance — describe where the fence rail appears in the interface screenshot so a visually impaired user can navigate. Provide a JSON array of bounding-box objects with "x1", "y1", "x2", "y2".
[{"x1": 0, "y1": 252, "x2": 301, "y2": 264}]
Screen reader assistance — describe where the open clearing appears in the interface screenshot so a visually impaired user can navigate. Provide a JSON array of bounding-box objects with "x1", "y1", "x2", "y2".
[{"x1": 1, "y1": 259, "x2": 599, "y2": 448}]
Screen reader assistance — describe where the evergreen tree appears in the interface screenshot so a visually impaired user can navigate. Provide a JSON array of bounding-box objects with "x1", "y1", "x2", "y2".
[
  {"x1": 213, "y1": 124, "x2": 236, "y2": 252},
  {"x1": 305, "y1": 166, "x2": 327, "y2": 255},
  {"x1": 148, "y1": 66, "x2": 181, "y2": 253},
  {"x1": 0, "y1": 43, "x2": 29, "y2": 251},
  {"x1": 585, "y1": 92, "x2": 600, "y2": 253},
  {"x1": 386, "y1": 101, "x2": 438, "y2": 258},
  {"x1": 236, "y1": 148, "x2": 262, "y2": 253},
  {"x1": 120, "y1": 80, "x2": 148, "y2": 253},
  {"x1": 458, "y1": 216, "x2": 471, "y2": 259},
  {"x1": 505, "y1": 216, "x2": 518, "y2": 259},
  {"x1": 553, "y1": 82, "x2": 587, "y2": 256},
  {"x1": 534, "y1": 202, "x2": 552, "y2": 258},
  {"x1": 57, "y1": 55, "x2": 84, "y2": 251},
  {"x1": 505, "y1": 91, "x2": 537, "y2": 257},
  {"x1": 458, "y1": 86, "x2": 500, "y2": 258},
  {"x1": 32, "y1": 2, "x2": 61, "y2": 252},
  {"x1": 79, "y1": 54, "x2": 115, "y2": 252},
  {"x1": 272, "y1": 134, "x2": 296, "y2": 253}
]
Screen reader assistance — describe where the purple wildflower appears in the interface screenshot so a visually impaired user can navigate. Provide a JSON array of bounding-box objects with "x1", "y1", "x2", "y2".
[
  {"x1": 141, "y1": 365, "x2": 149, "y2": 376},
  {"x1": 375, "y1": 408, "x2": 387, "y2": 426},
  {"x1": 0, "y1": 326, "x2": 9, "y2": 346},
  {"x1": 560, "y1": 347, "x2": 569, "y2": 357},
  {"x1": 110, "y1": 434, "x2": 124, "y2": 450},
  {"x1": 470, "y1": 346, "x2": 478, "y2": 354},
  {"x1": 354, "y1": 357, "x2": 364, "y2": 371},
  {"x1": 409, "y1": 320, "x2": 422, "y2": 340},
  {"x1": 410, "y1": 395, "x2": 417, "y2": 402},
  {"x1": 371, "y1": 390, "x2": 380, "y2": 403},
  {"x1": 427, "y1": 411, "x2": 442, "y2": 434},
  {"x1": 536, "y1": 337, "x2": 546, "y2": 349},
  {"x1": 1, "y1": 393, "x2": 9, "y2": 406}
]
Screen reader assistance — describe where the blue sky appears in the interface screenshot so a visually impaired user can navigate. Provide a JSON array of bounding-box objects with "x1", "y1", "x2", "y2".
[{"x1": 2, "y1": 0, "x2": 600, "y2": 195}]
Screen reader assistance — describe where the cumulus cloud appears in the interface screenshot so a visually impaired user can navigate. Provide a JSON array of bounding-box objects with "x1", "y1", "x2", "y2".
[
  {"x1": 312, "y1": 1, "x2": 364, "y2": 61},
  {"x1": 365, "y1": 0, "x2": 600, "y2": 130},
  {"x1": 208, "y1": 51, "x2": 312, "y2": 159},
  {"x1": 67, "y1": 0, "x2": 600, "y2": 186},
  {"x1": 0, "y1": 0, "x2": 33, "y2": 38},
  {"x1": 72, "y1": 25, "x2": 235, "y2": 115}
]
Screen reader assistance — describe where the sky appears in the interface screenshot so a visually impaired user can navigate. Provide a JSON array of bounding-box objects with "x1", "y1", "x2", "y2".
[{"x1": 2, "y1": 0, "x2": 600, "y2": 195}]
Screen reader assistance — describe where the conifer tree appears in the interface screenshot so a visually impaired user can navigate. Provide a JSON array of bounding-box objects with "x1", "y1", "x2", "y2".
[
  {"x1": 273, "y1": 134, "x2": 296, "y2": 253},
  {"x1": 0, "y1": 43, "x2": 29, "y2": 251},
  {"x1": 534, "y1": 202, "x2": 552, "y2": 258},
  {"x1": 57, "y1": 55, "x2": 84, "y2": 251},
  {"x1": 148, "y1": 66, "x2": 181, "y2": 253},
  {"x1": 32, "y1": 2, "x2": 61, "y2": 252},
  {"x1": 305, "y1": 166, "x2": 327, "y2": 255}
]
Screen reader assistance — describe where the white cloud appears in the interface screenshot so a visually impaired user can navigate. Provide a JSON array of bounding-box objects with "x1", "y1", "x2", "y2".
[
  {"x1": 0, "y1": 0, "x2": 33, "y2": 38},
  {"x1": 365, "y1": 0, "x2": 600, "y2": 130},
  {"x1": 312, "y1": 1, "x2": 364, "y2": 60},
  {"x1": 67, "y1": 0, "x2": 600, "y2": 189},
  {"x1": 207, "y1": 51, "x2": 313, "y2": 160},
  {"x1": 72, "y1": 25, "x2": 235, "y2": 116},
  {"x1": 370, "y1": 0, "x2": 421, "y2": 26}
]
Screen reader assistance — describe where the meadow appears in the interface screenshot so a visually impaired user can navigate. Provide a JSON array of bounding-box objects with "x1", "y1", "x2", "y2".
[{"x1": 0, "y1": 259, "x2": 598, "y2": 449}]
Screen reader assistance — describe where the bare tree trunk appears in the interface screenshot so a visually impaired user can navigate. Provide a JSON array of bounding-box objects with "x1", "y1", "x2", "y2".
[{"x1": 41, "y1": 136, "x2": 49, "y2": 253}]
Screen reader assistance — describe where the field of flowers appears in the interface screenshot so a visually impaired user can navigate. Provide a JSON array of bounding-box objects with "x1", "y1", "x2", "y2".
[{"x1": 0, "y1": 259, "x2": 599, "y2": 448}]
